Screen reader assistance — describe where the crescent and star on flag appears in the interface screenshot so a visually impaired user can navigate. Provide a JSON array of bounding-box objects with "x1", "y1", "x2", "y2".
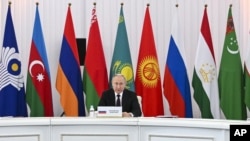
[
  {"x1": 226, "y1": 16, "x2": 239, "y2": 55},
  {"x1": 29, "y1": 60, "x2": 45, "y2": 82}
]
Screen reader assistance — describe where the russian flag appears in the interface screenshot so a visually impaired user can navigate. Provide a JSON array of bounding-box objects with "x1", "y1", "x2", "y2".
[
  {"x1": 56, "y1": 5, "x2": 85, "y2": 116},
  {"x1": 163, "y1": 7, "x2": 192, "y2": 118}
]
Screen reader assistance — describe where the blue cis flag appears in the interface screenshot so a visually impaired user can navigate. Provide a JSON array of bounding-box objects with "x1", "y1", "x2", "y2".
[{"x1": 0, "y1": 4, "x2": 28, "y2": 117}]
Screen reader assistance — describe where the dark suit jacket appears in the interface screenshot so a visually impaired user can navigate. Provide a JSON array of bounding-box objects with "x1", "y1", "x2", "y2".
[{"x1": 98, "y1": 89, "x2": 142, "y2": 117}]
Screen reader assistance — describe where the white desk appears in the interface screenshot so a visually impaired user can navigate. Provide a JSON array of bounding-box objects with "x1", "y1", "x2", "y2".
[
  {"x1": 0, "y1": 117, "x2": 248, "y2": 141},
  {"x1": 0, "y1": 117, "x2": 50, "y2": 141},
  {"x1": 51, "y1": 117, "x2": 138, "y2": 141},
  {"x1": 139, "y1": 117, "x2": 232, "y2": 141}
]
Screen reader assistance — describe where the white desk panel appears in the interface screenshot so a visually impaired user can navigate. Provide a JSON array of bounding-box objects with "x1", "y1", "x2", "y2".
[
  {"x1": 0, "y1": 117, "x2": 50, "y2": 141},
  {"x1": 0, "y1": 117, "x2": 248, "y2": 141},
  {"x1": 51, "y1": 117, "x2": 139, "y2": 141},
  {"x1": 138, "y1": 117, "x2": 248, "y2": 141}
]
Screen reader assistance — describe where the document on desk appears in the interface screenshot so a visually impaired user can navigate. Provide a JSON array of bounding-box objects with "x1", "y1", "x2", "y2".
[
  {"x1": 155, "y1": 115, "x2": 178, "y2": 118},
  {"x1": 97, "y1": 106, "x2": 122, "y2": 118}
]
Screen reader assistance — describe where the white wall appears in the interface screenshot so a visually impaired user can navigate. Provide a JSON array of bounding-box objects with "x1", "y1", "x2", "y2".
[{"x1": 0, "y1": 0, "x2": 250, "y2": 117}]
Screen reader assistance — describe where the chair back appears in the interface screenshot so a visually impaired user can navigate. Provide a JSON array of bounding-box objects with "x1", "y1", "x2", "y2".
[{"x1": 137, "y1": 96, "x2": 143, "y2": 117}]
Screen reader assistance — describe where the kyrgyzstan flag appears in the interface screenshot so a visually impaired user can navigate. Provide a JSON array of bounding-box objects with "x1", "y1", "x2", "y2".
[{"x1": 135, "y1": 5, "x2": 164, "y2": 117}]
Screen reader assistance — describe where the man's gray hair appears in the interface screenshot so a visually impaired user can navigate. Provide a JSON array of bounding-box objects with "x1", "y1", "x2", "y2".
[{"x1": 113, "y1": 74, "x2": 127, "y2": 85}]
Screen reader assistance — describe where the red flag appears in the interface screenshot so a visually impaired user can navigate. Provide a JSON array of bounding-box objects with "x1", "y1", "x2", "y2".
[
  {"x1": 83, "y1": 4, "x2": 109, "y2": 111},
  {"x1": 135, "y1": 5, "x2": 164, "y2": 117},
  {"x1": 26, "y1": 5, "x2": 53, "y2": 116},
  {"x1": 56, "y1": 5, "x2": 85, "y2": 116}
]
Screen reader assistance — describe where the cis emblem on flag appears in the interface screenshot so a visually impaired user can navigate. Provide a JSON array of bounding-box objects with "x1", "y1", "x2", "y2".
[
  {"x1": 0, "y1": 47, "x2": 23, "y2": 90},
  {"x1": 112, "y1": 60, "x2": 134, "y2": 87},
  {"x1": 137, "y1": 55, "x2": 160, "y2": 87}
]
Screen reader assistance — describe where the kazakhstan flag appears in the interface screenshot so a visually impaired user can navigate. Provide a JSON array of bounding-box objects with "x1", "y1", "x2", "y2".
[{"x1": 109, "y1": 4, "x2": 135, "y2": 91}]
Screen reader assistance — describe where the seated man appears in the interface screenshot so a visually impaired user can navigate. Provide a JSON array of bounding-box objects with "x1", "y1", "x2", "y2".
[{"x1": 98, "y1": 74, "x2": 142, "y2": 117}]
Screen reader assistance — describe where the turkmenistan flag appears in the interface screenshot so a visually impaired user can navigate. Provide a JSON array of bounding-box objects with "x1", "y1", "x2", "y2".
[
  {"x1": 218, "y1": 5, "x2": 246, "y2": 120},
  {"x1": 192, "y1": 6, "x2": 220, "y2": 119},
  {"x1": 109, "y1": 4, "x2": 134, "y2": 91},
  {"x1": 83, "y1": 4, "x2": 108, "y2": 111}
]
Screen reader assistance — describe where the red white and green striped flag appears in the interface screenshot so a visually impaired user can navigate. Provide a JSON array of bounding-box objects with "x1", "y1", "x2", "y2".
[{"x1": 192, "y1": 6, "x2": 220, "y2": 119}]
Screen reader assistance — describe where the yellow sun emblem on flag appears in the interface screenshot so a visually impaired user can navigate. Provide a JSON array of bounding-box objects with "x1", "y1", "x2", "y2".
[
  {"x1": 113, "y1": 61, "x2": 134, "y2": 88},
  {"x1": 138, "y1": 56, "x2": 160, "y2": 88}
]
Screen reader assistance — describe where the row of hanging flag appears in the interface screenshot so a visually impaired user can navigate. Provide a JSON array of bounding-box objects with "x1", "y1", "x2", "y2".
[{"x1": 0, "y1": 3, "x2": 248, "y2": 120}]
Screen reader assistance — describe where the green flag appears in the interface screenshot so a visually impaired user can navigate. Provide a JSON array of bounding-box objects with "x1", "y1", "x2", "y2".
[
  {"x1": 244, "y1": 31, "x2": 250, "y2": 110},
  {"x1": 83, "y1": 5, "x2": 108, "y2": 111},
  {"x1": 218, "y1": 6, "x2": 246, "y2": 120},
  {"x1": 244, "y1": 62, "x2": 250, "y2": 110},
  {"x1": 245, "y1": 33, "x2": 250, "y2": 110},
  {"x1": 109, "y1": 4, "x2": 135, "y2": 91}
]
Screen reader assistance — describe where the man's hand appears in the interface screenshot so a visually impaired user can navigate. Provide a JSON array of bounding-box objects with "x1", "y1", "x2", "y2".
[{"x1": 122, "y1": 112, "x2": 133, "y2": 117}]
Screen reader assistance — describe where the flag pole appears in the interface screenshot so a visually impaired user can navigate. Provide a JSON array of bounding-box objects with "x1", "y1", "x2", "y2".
[
  {"x1": 60, "y1": 112, "x2": 65, "y2": 117},
  {"x1": 59, "y1": 2, "x2": 71, "y2": 117}
]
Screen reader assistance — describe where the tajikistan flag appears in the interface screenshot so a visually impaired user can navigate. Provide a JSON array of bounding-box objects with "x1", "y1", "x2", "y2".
[{"x1": 192, "y1": 6, "x2": 220, "y2": 119}]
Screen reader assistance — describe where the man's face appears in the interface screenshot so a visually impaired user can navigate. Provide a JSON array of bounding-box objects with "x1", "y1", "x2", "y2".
[{"x1": 112, "y1": 75, "x2": 126, "y2": 93}]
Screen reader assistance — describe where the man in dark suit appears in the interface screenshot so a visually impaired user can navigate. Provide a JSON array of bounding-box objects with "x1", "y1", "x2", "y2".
[{"x1": 99, "y1": 74, "x2": 142, "y2": 117}]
